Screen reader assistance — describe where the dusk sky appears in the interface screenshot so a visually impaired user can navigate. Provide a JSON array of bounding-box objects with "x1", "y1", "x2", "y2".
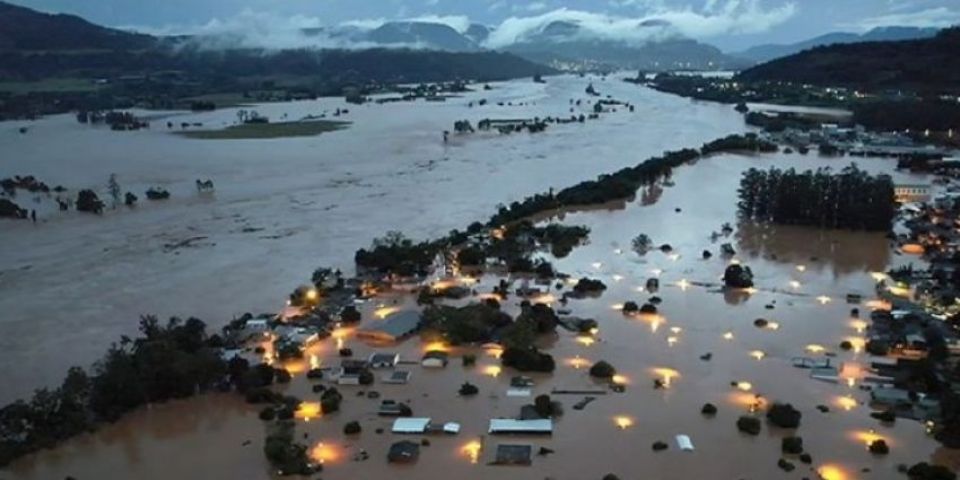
[{"x1": 9, "y1": 0, "x2": 960, "y2": 50}]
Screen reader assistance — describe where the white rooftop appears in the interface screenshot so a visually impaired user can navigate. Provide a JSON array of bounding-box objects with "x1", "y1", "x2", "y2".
[{"x1": 392, "y1": 417, "x2": 431, "y2": 433}]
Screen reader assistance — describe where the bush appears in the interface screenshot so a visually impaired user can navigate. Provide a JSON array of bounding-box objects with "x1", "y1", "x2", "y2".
[
  {"x1": 534, "y1": 394, "x2": 556, "y2": 418},
  {"x1": 320, "y1": 388, "x2": 343, "y2": 414},
  {"x1": 501, "y1": 347, "x2": 555, "y2": 372},
  {"x1": 572, "y1": 278, "x2": 607, "y2": 295},
  {"x1": 766, "y1": 403, "x2": 802, "y2": 429},
  {"x1": 358, "y1": 369, "x2": 374, "y2": 385},
  {"x1": 869, "y1": 439, "x2": 889, "y2": 455},
  {"x1": 76, "y1": 189, "x2": 105, "y2": 214},
  {"x1": 340, "y1": 306, "x2": 361, "y2": 324},
  {"x1": 459, "y1": 382, "x2": 479, "y2": 396},
  {"x1": 701, "y1": 403, "x2": 718, "y2": 416},
  {"x1": 723, "y1": 264, "x2": 754, "y2": 288},
  {"x1": 639, "y1": 303, "x2": 658, "y2": 314},
  {"x1": 344, "y1": 421, "x2": 362, "y2": 435},
  {"x1": 462, "y1": 354, "x2": 477, "y2": 367},
  {"x1": 907, "y1": 462, "x2": 956, "y2": 480},
  {"x1": 259, "y1": 407, "x2": 277, "y2": 421},
  {"x1": 781, "y1": 436, "x2": 803, "y2": 454},
  {"x1": 622, "y1": 301, "x2": 639, "y2": 314},
  {"x1": 737, "y1": 416, "x2": 761, "y2": 435},
  {"x1": 589, "y1": 361, "x2": 616, "y2": 379}
]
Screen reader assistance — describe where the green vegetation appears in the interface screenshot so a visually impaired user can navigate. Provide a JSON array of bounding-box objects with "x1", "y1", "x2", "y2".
[
  {"x1": 0, "y1": 77, "x2": 102, "y2": 94},
  {"x1": 178, "y1": 120, "x2": 350, "y2": 140},
  {"x1": 263, "y1": 421, "x2": 315, "y2": 475},
  {"x1": 0, "y1": 316, "x2": 228, "y2": 467},
  {"x1": 422, "y1": 303, "x2": 512, "y2": 344},
  {"x1": 737, "y1": 164, "x2": 895, "y2": 231}
]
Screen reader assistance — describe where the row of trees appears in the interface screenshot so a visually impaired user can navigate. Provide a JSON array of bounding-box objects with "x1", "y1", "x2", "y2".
[
  {"x1": 737, "y1": 164, "x2": 896, "y2": 231},
  {"x1": 0, "y1": 316, "x2": 229, "y2": 466}
]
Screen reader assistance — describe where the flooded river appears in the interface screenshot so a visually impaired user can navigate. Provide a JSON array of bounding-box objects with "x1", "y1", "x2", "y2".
[
  {"x1": 0, "y1": 73, "x2": 745, "y2": 402},
  {"x1": 3, "y1": 73, "x2": 955, "y2": 480}
]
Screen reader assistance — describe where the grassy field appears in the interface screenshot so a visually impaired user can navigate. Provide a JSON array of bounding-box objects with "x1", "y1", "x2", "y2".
[
  {"x1": 177, "y1": 120, "x2": 351, "y2": 140},
  {"x1": 0, "y1": 78, "x2": 103, "y2": 94}
]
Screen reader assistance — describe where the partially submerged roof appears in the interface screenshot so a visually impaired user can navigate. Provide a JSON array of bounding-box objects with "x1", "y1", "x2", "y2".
[
  {"x1": 359, "y1": 310, "x2": 422, "y2": 339},
  {"x1": 494, "y1": 444, "x2": 533, "y2": 465},
  {"x1": 488, "y1": 419, "x2": 553, "y2": 434},
  {"x1": 393, "y1": 417, "x2": 431, "y2": 433},
  {"x1": 388, "y1": 441, "x2": 420, "y2": 463}
]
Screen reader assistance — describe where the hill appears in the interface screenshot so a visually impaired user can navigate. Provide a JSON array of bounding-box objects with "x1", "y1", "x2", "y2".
[
  {"x1": 737, "y1": 28, "x2": 960, "y2": 94},
  {"x1": 735, "y1": 26, "x2": 939, "y2": 63},
  {"x1": 0, "y1": 1, "x2": 155, "y2": 51},
  {"x1": 365, "y1": 21, "x2": 479, "y2": 51},
  {"x1": 504, "y1": 20, "x2": 746, "y2": 72}
]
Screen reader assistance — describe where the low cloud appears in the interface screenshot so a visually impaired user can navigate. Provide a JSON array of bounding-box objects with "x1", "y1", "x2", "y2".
[
  {"x1": 485, "y1": 0, "x2": 797, "y2": 48},
  {"x1": 851, "y1": 6, "x2": 960, "y2": 31}
]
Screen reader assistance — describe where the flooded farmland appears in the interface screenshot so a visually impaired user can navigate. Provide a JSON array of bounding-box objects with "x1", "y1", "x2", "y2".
[
  {"x1": 0, "y1": 77, "x2": 954, "y2": 480},
  {"x1": 5, "y1": 137, "x2": 955, "y2": 479}
]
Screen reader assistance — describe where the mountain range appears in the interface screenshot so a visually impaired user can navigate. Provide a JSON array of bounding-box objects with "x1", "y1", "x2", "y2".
[
  {"x1": 735, "y1": 26, "x2": 940, "y2": 63},
  {"x1": 738, "y1": 27, "x2": 960, "y2": 94}
]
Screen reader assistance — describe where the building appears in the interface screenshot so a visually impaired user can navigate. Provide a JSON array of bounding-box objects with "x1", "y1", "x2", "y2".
[
  {"x1": 368, "y1": 352, "x2": 400, "y2": 369},
  {"x1": 488, "y1": 419, "x2": 553, "y2": 435},
  {"x1": 895, "y1": 184, "x2": 932, "y2": 203},
  {"x1": 387, "y1": 441, "x2": 420, "y2": 463},
  {"x1": 337, "y1": 360, "x2": 369, "y2": 385},
  {"x1": 494, "y1": 444, "x2": 533, "y2": 465},
  {"x1": 356, "y1": 311, "x2": 422, "y2": 343},
  {"x1": 382, "y1": 370, "x2": 412, "y2": 384},
  {"x1": 392, "y1": 418, "x2": 431, "y2": 434},
  {"x1": 421, "y1": 350, "x2": 449, "y2": 368}
]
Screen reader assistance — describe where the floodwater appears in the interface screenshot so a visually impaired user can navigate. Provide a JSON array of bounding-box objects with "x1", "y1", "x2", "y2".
[
  {"x1": 5, "y1": 142, "x2": 955, "y2": 479},
  {"x1": 0, "y1": 73, "x2": 746, "y2": 402}
]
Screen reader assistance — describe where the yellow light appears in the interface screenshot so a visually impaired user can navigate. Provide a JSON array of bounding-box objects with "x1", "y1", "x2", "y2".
[
  {"x1": 735, "y1": 381, "x2": 753, "y2": 391},
  {"x1": 723, "y1": 331, "x2": 734, "y2": 340},
  {"x1": 817, "y1": 295, "x2": 831, "y2": 305},
  {"x1": 611, "y1": 303, "x2": 625, "y2": 311},
  {"x1": 485, "y1": 344, "x2": 504, "y2": 359},
  {"x1": 615, "y1": 416, "x2": 634, "y2": 430},
  {"x1": 650, "y1": 318, "x2": 661, "y2": 333},
  {"x1": 484, "y1": 365, "x2": 501, "y2": 377},
  {"x1": 568, "y1": 356, "x2": 588, "y2": 369},
  {"x1": 309, "y1": 442, "x2": 338, "y2": 464},
  {"x1": 837, "y1": 395, "x2": 857, "y2": 411},
  {"x1": 818, "y1": 465, "x2": 849, "y2": 480},
  {"x1": 305, "y1": 288, "x2": 319, "y2": 302},
  {"x1": 531, "y1": 293, "x2": 557, "y2": 305},
  {"x1": 310, "y1": 354, "x2": 320, "y2": 370},
  {"x1": 614, "y1": 248, "x2": 623, "y2": 255},
  {"x1": 765, "y1": 321, "x2": 780, "y2": 330},
  {"x1": 566, "y1": 277, "x2": 579, "y2": 286},
  {"x1": 374, "y1": 306, "x2": 399, "y2": 319},
  {"x1": 789, "y1": 280, "x2": 801, "y2": 289},
  {"x1": 635, "y1": 286, "x2": 646, "y2": 293},
  {"x1": 589, "y1": 327, "x2": 600, "y2": 335},
  {"x1": 650, "y1": 268, "x2": 663, "y2": 276},
  {"x1": 846, "y1": 336, "x2": 866, "y2": 353},
  {"x1": 591, "y1": 262, "x2": 603, "y2": 269},
  {"x1": 729, "y1": 258, "x2": 741, "y2": 265},
  {"x1": 677, "y1": 279, "x2": 690, "y2": 291},
  {"x1": 806, "y1": 344, "x2": 825, "y2": 354},
  {"x1": 462, "y1": 440, "x2": 482, "y2": 464},
  {"x1": 576, "y1": 336, "x2": 596, "y2": 347},
  {"x1": 796, "y1": 265, "x2": 806, "y2": 272},
  {"x1": 744, "y1": 287, "x2": 758, "y2": 295},
  {"x1": 850, "y1": 320, "x2": 867, "y2": 334},
  {"x1": 749, "y1": 350, "x2": 765, "y2": 360},
  {"x1": 852, "y1": 429, "x2": 886, "y2": 448},
  {"x1": 295, "y1": 402, "x2": 322, "y2": 421},
  {"x1": 670, "y1": 326, "x2": 682, "y2": 334},
  {"x1": 667, "y1": 336, "x2": 678, "y2": 346},
  {"x1": 870, "y1": 272, "x2": 887, "y2": 282},
  {"x1": 612, "y1": 374, "x2": 629, "y2": 385},
  {"x1": 612, "y1": 274, "x2": 624, "y2": 282},
  {"x1": 423, "y1": 341, "x2": 450, "y2": 354},
  {"x1": 846, "y1": 377, "x2": 856, "y2": 388},
  {"x1": 652, "y1": 367, "x2": 679, "y2": 387},
  {"x1": 667, "y1": 253, "x2": 680, "y2": 261}
]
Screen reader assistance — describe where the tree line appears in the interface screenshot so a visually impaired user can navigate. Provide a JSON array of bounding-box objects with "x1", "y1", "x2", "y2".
[{"x1": 737, "y1": 164, "x2": 896, "y2": 231}]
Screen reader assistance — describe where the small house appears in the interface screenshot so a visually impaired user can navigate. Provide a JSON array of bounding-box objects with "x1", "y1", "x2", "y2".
[
  {"x1": 488, "y1": 419, "x2": 553, "y2": 435},
  {"x1": 392, "y1": 417, "x2": 431, "y2": 434},
  {"x1": 337, "y1": 359, "x2": 369, "y2": 385},
  {"x1": 387, "y1": 441, "x2": 420, "y2": 463},
  {"x1": 356, "y1": 311, "x2": 422, "y2": 343},
  {"x1": 421, "y1": 350, "x2": 449, "y2": 368},
  {"x1": 494, "y1": 444, "x2": 533, "y2": 465},
  {"x1": 368, "y1": 352, "x2": 400, "y2": 369},
  {"x1": 382, "y1": 370, "x2": 412, "y2": 385}
]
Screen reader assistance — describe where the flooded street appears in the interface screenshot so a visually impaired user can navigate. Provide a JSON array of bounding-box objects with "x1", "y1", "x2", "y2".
[{"x1": 5, "y1": 148, "x2": 952, "y2": 480}]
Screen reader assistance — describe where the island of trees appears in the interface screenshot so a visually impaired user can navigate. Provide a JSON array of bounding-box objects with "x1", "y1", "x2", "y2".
[{"x1": 737, "y1": 164, "x2": 896, "y2": 231}]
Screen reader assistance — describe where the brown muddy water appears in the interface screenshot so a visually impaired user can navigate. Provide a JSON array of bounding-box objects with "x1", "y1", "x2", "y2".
[
  {"x1": 0, "y1": 73, "x2": 746, "y2": 403},
  {"x1": 5, "y1": 150, "x2": 955, "y2": 480}
]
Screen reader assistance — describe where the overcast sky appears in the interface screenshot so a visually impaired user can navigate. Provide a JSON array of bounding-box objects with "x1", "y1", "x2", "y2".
[{"x1": 10, "y1": 0, "x2": 960, "y2": 50}]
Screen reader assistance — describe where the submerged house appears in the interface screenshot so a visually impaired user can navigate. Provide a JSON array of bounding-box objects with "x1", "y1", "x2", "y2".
[
  {"x1": 488, "y1": 419, "x2": 553, "y2": 435},
  {"x1": 421, "y1": 350, "x2": 449, "y2": 368},
  {"x1": 356, "y1": 311, "x2": 422, "y2": 343},
  {"x1": 368, "y1": 352, "x2": 400, "y2": 369},
  {"x1": 337, "y1": 359, "x2": 369, "y2": 385}
]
